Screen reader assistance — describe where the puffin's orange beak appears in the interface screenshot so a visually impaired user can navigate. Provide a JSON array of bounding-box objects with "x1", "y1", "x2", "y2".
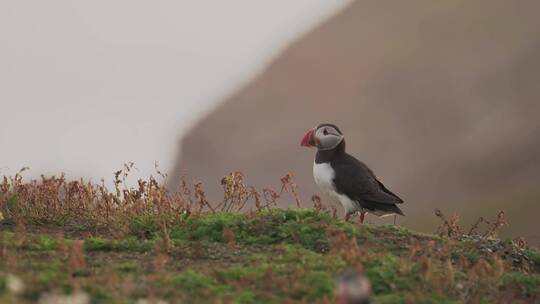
[{"x1": 300, "y1": 128, "x2": 316, "y2": 147}]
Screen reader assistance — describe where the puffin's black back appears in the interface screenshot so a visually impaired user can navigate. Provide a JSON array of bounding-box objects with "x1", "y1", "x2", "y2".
[{"x1": 316, "y1": 140, "x2": 404, "y2": 216}]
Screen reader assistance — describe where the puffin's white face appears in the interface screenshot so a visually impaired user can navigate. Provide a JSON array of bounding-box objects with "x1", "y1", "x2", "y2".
[
  {"x1": 301, "y1": 124, "x2": 344, "y2": 151},
  {"x1": 314, "y1": 125, "x2": 343, "y2": 150}
]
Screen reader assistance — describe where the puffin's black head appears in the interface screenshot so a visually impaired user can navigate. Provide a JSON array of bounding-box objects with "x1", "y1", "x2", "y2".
[{"x1": 300, "y1": 123, "x2": 344, "y2": 151}]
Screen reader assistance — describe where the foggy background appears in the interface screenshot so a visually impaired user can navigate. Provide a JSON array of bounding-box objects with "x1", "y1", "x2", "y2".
[
  {"x1": 2, "y1": 1, "x2": 540, "y2": 244},
  {"x1": 1, "y1": 0, "x2": 350, "y2": 180}
]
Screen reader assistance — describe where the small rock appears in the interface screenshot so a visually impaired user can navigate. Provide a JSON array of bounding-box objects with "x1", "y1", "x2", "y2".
[
  {"x1": 38, "y1": 291, "x2": 90, "y2": 304},
  {"x1": 6, "y1": 274, "x2": 25, "y2": 294},
  {"x1": 136, "y1": 299, "x2": 169, "y2": 304},
  {"x1": 336, "y1": 268, "x2": 372, "y2": 304}
]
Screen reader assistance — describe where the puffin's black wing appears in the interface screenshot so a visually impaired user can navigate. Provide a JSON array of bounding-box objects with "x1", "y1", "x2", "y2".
[{"x1": 332, "y1": 154, "x2": 404, "y2": 215}]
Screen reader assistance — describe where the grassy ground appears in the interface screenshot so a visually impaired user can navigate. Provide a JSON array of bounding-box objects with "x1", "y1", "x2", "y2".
[
  {"x1": 1, "y1": 209, "x2": 539, "y2": 303},
  {"x1": 0, "y1": 171, "x2": 539, "y2": 303}
]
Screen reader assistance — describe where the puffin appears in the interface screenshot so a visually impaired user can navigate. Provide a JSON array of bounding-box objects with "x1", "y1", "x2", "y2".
[{"x1": 300, "y1": 123, "x2": 404, "y2": 223}]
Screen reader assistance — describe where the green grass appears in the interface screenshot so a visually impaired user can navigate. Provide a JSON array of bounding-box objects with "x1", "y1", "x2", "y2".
[
  {"x1": 524, "y1": 248, "x2": 540, "y2": 271},
  {"x1": 503, "y1": 272, "x2": 540, "y2": 297},
  {"x1": 0, "y1": 209, "x2": 539, "y2": 303},
  {"x1": 84, "y1": 237, "x2": 154, "y2": 252}
]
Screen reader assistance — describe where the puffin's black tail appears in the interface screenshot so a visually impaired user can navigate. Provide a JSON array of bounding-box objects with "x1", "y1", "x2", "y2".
[{"x1": 364, "y1": 201, "x2": 405, "y2": 217}]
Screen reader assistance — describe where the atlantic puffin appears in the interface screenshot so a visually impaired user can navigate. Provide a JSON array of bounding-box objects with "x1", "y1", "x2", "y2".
[{"x1": 300, "y1": 123, "x2": 404, "y2": 223}]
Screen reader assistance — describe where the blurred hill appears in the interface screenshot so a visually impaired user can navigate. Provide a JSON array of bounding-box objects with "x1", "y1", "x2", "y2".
[{"x1": 171, "y1": 0, "x2": 540, "y2": 243}]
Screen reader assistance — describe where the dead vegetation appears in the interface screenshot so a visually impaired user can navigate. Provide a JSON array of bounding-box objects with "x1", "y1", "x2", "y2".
[
  {"x1": 435, "y1": 208, "x2": 508, "y2": 240},
  {"x1": 0, "y1": 166, "x2": 306, "y2": 239}
]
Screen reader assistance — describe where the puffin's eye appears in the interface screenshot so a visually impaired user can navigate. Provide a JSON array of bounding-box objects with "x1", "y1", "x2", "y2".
[{"x1": 323, "y1": 128, "x2": 328, "y2": 135}]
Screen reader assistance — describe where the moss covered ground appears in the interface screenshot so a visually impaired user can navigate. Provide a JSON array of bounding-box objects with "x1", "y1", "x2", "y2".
[{"x1": 1, "y1": 209, "x2": 539, "y2": 303}]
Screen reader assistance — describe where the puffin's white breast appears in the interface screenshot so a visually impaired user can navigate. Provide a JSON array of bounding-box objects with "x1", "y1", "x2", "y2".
[
  {"x1": 313, "y1": 162, "x2": 358, "y2": 214},
  {"x1": 313, "y1": 162, "x2": 336, "y2": 193}
]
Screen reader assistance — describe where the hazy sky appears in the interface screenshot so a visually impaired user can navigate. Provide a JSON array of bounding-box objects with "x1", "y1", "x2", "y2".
[{"x1": 0, "y1": 0, "x2": 350, "y2": 182}]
